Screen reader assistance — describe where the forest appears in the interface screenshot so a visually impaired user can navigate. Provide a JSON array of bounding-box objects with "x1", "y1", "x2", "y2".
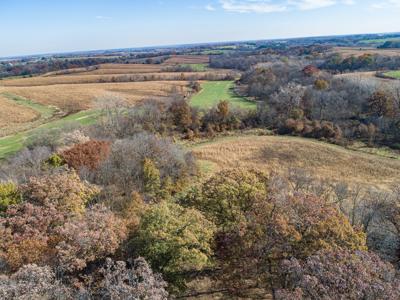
[{"x1": 1, "y1": 32, "x2": 400, "y2": 299}]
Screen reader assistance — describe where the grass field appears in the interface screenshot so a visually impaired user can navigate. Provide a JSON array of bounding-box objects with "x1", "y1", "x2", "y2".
[
  {"x1": 332, "y1": 47, "x2": 400, "y2": 57},
  {"x1": 0, "y1": 109, "x2": 101, "y2": 159},
  {"x1": 0, "y1": 93, "x2": 58, "y2": 137},
  {"x1": 163, "y1": 55, "x2": 209, "y2": 65},
  {"x1": 181, "y1": 63, "x2": 208, "y2": 71},
  {"x1": 192, "y1": 135, "x2": 400, "y2": 190},
  {"x1": 383, "y1": 70, "x2": 400, "y2": 79},
  {"x1": 190, "y1": 81, "x2": 257, "y2": 110},
  {"x1": 0, "y1": 81, "x2": 190, "y2": 111},
  {"x1": 360, "y1": 37, "x2": 400, "y2": 44}
]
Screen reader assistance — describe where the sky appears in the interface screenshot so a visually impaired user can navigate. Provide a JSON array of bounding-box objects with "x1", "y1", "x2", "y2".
[{"x1": 1, "y1": 0, "x2": 400, "y2": 57}]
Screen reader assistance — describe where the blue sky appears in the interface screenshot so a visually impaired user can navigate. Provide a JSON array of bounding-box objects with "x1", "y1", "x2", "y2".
[{"x1": 1, "y1": 0, "x2": 400, "y2": 57}]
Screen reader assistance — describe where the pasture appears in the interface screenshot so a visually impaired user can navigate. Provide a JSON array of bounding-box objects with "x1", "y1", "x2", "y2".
[
  {"x1": 383, "y1": 70, "x2": 400, "y2": 79},
  {"x1": 332, "y1": 47, "x2": 400, "y2": 57},
  {"x1": 0, "y1": 109, "x2": 101, "y2": 159},
  {"x1": 190, "y1": 81, "x2": 257, "y2": 110},
  {"x1": 192, "y1": 135, "x2": 400, "y2": 190}
]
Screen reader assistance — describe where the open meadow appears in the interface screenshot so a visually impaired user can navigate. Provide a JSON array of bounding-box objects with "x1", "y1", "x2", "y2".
[
  {"x1": 332, "y1": 46, "x2": 400, "y2": 57},
  {"x1": 192, "y1": 135, "x2": 400, "y2": 190},
  {"x1": 190, "y1": 81, "x2": 257, "y2": 109}
]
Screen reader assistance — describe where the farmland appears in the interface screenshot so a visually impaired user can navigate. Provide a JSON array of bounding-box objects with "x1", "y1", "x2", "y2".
[
  {"x1": 0, "y1": 109, "x2": 100, "y2": 159},
  {"x1": 192, "y1": 134, "x2": 400, "y2": 190},
  {"x1": 332, "y1": 46, "x2": 400, "y2": 57},
  {"x1": 383, "y1": 70, "x2": 400, "y2": 79},
  {"x1": 190, "y1": 81, "x2": 257, "y2": 109}
]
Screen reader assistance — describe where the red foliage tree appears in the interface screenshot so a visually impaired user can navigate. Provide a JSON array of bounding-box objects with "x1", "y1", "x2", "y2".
[{"x1": 61, "y1": 140, "x2": 111, "y2": 171}]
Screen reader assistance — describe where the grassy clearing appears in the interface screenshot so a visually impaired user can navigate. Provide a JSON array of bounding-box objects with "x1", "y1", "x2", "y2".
[
  {"x1": 0, "y1": 93, "x2": 59, "y2": 137},
  {"x1": 383, "y1": 70, "x2": 400, "y2": 79},
  {"x1": 0, "y1": 110, "x2": 101, "y2": 159},
  {"x1": 2, "y1": 93, "x2": 56, "y2": 119},
  {"x1": 191, "y1": 134, "x2": 400, "y2": 190},
  {"x1": 181, "y1": 63, "x2": 208, "y2": 71},
  {"x1": 360, "y1": 37, "x2": 400, "y2": 44},
  {"x1": 190, "y1": 81, "x2": 257, "y2": 110}
]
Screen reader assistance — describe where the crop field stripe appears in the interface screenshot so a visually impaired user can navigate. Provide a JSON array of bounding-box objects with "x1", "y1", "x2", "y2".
[{"x1": 190, "y1": 81, "x2": 257, "y2": 110}]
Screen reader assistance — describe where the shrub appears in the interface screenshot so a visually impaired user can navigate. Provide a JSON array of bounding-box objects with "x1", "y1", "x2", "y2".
[
  {"x1": 0, "y1": 182, "x2": 22, "y2": 213},
  {"x1": 61, "y1": 140, "x2": 111, "y2": 171},
  {"x1": 94, "y1": 133, "x2": 196, "y2": 197},
  {"x1": 0, "y1": 203, "x2": 67, "y2": 271},
  {"x1": 182, "y1": 169, "x2": 268, "y2": 230},
  {"x1": 277, "y1": 250, "x2": 400, "y2": 300},
  {"x1": 56, "y1": 204, "x2": 127, "y2": 272},
  {"x1": 130, "y1": 201, "x2": 216, "y2": 290},
  {"x1": 21, "y1": 170, "x2": 99, "y2": 213},
  {"x1": 0, "y1": 264, "x2": 73, "y2": 299},
  {"x1": 90, "y1": 257, "x2": 168, "y2": 299},
  {"x1": 45, "y1": 153, "x2": 65, "y2": 168}
]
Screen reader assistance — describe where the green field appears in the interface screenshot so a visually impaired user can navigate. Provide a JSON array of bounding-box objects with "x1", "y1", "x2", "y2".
[
  {"x1": 0, "y1": 110, "x2": 101, "y2": 159},
  {"x1": 3, "y1": 93, "x2": 57, "y2": 120},
  {"x1": 180, "y1": 63, "x2": 208, "y2": 71},
  {"x1": 383, "y1": 70, "x2": 400, "y2": 79},
  {"x1": 360, "y1": 37, "x2": 400, "y2": 44},
  {"x1": 190, "y1": 81, "x2": 257, "y2": 110}
]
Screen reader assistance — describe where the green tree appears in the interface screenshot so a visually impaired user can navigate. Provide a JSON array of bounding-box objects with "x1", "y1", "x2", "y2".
[
  {"x1": 0, "y1": 182, "x2": 22, "y2": 213},
  {"x1": 130, "y1": 201, "x2": 216, "y2": 291},
  {"x1": 143, "y1": 158, "x2": 161, "y2": 198}
]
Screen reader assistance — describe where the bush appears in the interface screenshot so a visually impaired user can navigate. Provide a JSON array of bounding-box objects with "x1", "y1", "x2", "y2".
[
  {"x1": 94, "y1": 133, "x2": 197, "y2": 199},
  {"x1": 61, "y1": 140, "x2": 111, "y2": 171},
  {"x1": 181, "y1": 169, "x2": 269, "y2": 230},
  {"x1": 21, "y1": 170, "x2": 99, "y2": 213},
  {"x1": 277, "y1": 250, "x2": 400, "y2": 300},
  {"x1": 0, "y1": 264, "x2": 74, "y2": 299},
  {"x1": 130, "y1": 201, "x2": 216, "y2": 291},
  {"x1": 0, "y1": 203, "x2": 67, "y2": 271},
  {"x1": 55, "y1": 205, "x2": 127, "y2": 272},
  {"x1": 90, "y1": 257, "x2": 168, "y2": 299},
  {"x1": 0, "y1": 182, "x2": 22, "y2": 213}
]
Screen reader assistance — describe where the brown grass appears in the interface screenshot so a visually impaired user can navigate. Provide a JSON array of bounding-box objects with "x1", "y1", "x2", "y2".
[
  {"x1": 163, "y1": 55, "x2": 210, "y2": 65},
  {"x1": 0, "y1": 95, "x2": 40, "y2": 135},
  {"x1": 192, "y1": 135, "x2": 400, "y2": 190},
  {"x1": 0, "y1": 71, "x2": 228, "y2": 87},
  {"x1": 42, "y1": 64, "x2": 163, "y2": 77},
  {"x1": 332, "y1": 47, "x2": 400, "y2": 58},
  {"x1": 0, "y1": 81, "x2": 189, "y2": 111}
]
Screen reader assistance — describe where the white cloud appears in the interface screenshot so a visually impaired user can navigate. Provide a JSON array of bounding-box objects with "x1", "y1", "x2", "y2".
[
  {"x1": 205, "y1": 4, "x2": 216, "y2": 11},
  {"x1": 219, "y1": 0, "x2": 356, "y2": 13},
  {"x1": 95, "y1": 15, "x2": 112, "y2": 20},
  {"x1": 371, "y1": 0, "x2": 400, "y2": 9},
  {"x1": 220, "y1": 0, "x2": 287, "y2": 13}
]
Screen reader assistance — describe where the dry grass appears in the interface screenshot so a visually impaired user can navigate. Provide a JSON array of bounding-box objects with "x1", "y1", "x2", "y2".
[
  {"x1": 164, "y1": 55, "x2": 210, "y2": 65},
  {"x1": 332, "y1": 47, "x2": 400, "y2": 57},
  {"x1": 0, "y1": 95, "x2": 39, "y2": 131},
  {"x1": 0, "y1": 81, "x2": 189, "y2": 111},
  {"x1": 0, "y1": 71, "x2": 228, "y2": 87},
  {"x1": 42, "y1": 64, "x2": 163, "y2": 77},
  {"x1": 192, "y1": 135, "x2": 400, "y2": 190}
]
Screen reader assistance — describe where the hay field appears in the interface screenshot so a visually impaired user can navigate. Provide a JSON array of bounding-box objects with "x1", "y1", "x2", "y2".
[
  {"x1": 164, "y1": 55, "x2": 210, "y2": 65},
  {"x1": 0, "y1": 81, "x2": 189, "y2": 111},
  {"x1": 0, "y1": 95, "x2": 39, "y2": 132},
  {"x1": 332, "y1": 47, "x2": 400, "y2": 57},
  {"x1": 192, "y1": 135, "x2": 400, "y2": 189},
  {"x1": 0, "y1": 71, "x2": 230, "y2": 87}
]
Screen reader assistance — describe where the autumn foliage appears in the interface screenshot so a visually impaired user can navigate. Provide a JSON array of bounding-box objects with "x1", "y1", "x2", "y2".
[{"x1": 61, "y1": 140, "x2": 111, "y2": 171}]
